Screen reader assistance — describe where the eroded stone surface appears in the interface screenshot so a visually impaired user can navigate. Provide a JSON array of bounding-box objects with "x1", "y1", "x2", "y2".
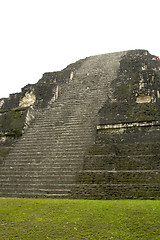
[
  {"x1": 0, "y1": 100, "x2": 4, "y2": 109},
  {"x1": 136, "y1": 94, "x2": 151, "y2": 103},
  {"x1": 0, "y1": 49, "x2": 160, "y2": 200},
  {"x1": 19, "y1": 91, "x2": 36, "y2": 107}
]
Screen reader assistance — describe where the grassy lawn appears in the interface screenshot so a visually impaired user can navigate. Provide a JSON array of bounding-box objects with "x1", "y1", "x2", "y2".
[{"x1": 0, "y1": 199, "x2": 159, "y2": 240}]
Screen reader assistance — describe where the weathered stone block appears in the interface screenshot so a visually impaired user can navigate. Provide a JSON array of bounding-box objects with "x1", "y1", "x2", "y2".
[{"x1": 0, "y1": 49, "x2": 160, "y2": 199}]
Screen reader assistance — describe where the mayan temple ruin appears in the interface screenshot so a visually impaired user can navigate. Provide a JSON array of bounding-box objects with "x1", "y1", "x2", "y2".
[{"x1": 0, "y1": 49, "x2": 160, "y2": 199}]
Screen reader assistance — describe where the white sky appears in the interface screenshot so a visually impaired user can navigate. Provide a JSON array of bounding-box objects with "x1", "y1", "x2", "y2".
[{"x1": 0, "y1": 0, "x2": 160, "y2": 98}]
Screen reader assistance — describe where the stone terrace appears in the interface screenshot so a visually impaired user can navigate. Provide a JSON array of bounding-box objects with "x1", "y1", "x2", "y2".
[{"x1": 0, "y1": 50, "x2": 160, "y2": 199}]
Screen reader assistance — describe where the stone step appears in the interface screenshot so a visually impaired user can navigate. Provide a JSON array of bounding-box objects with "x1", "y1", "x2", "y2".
[
  {"x1": 36, "y1": 115, "x2": 95, "y2": 119},
  {"x1": 0, "y1": 177, "x2": 75, "y2": 184},
  {"x1": 8, "y1": 148, "x2": 86, "y2": 153},
  {"x1": 20, "y1": 141, "x2": 90, "y2": 146},
  {"x1": 7, "y1": 150, "x2": 87, "y2": 156},
  {"x1": 24, "y1": 131, "x2": 93, "y2": 136},
  {"x1": 2, "y1": 162, "x2": 83, "y2": 167},
  {"x1": 0, "y1": 177, "x2": 76, "y2": 183},
  {"x1": 6, "y1": 150, "x2": 82, "y2": 154},
  {"x1": 31, "y1": 125, "x2": 90, "y2": 129},
  {"x1": 20, "y1": 135, "x2": 92, "y2": 140},
  {"x1": 1, "y1": 166, "x2": 82, "y2": 171},
  {"x1": 2, "y1": 158, "x2": 82, "y2": 163},
  {"x1": 35, "y1": 117, "x2": 95, "y2": 122},
  {"x1": 0, "y1": 183, "x2": 75, "y2": 189},
  {"x1": 34, "y1": 118, "x2": 94, "y2": 122},
  {"x1": 27, "y1": 124, "x2": 93, "y2": 128},
  {"x1": 71, "y1": 184, "x2": 160, "y2": 200},
  {"x1": 36, "y1": 113, "x2": 94, "y2": 117},
  {"x1": 4, "y1": 156, "x2": 83, "y2": 161},
  {"x1": 88, "y1": 143, "x2": 160, "y2": 155},
  {"x1": 0, "y1": 179, "x2": 75, "y2": 185},
  {"x1": 23, "y1": 131, "x2": 93, "y2": 136},
  {"x1": 15, "y1": 143, "x2": 90, "y2": 148},
  {"x1": 6, "y1": 153, "x2": 84, "y2": 159},
  {"x1": 36, "y1": 109, "x2": 94, "y2": 113},
  {"x1": 32, "y1": 123, "x2": 93, "y2": 128},
  {"x1": 0, "y1": 187, "x2": 71, "y2": 194},
  {"x1": 1, "y1": 162, "x2": 82, "y2": 167},
  {"x1": 0, "y1": 168, "x2": 82, "y2": 174},
  {"x1": 14, "y1": 137, "x2": 92, "y2": 142},
  {"x1": 3, "y1": 159, "x2": 83, "y2": 164},
  {"x1": 0, "y1": 167, "x2": 77, "y2": 174},
  {"x1": 16, "y1": 141, "x2": 91, "y2": 147},
  {"x1": 3, "y1": 157, "x2": 82, "y2": 162},
  {"x1": 2, "y1": 154, "x2": 82, "y2": 159},
  {"x1": 9, "y1": 145, "x2": 87, "y2": 150},
  {"x1": 20, "y1": 137, "x2": 92, "y2": 142},
  {"x1": 1, "y1": 159, "x2": 82, "y2": 163},
  {"x1": 0, "y1": 171, "x2": 76, "y2": 176},
  {"x1": 11, "y1": 143, "x2": 91, "y2": 148},
  {"x1": 83, "y1": 154, "x2": 160, "y2": 170},
  {"x1": 21, "y1": 131, "x2": 93, "y2": 136},
  {"x1": 25, "y1": 126, "x2": 93, "y2": 131},
  {"x1": 0, "y1": 169, "x2": 76, "y2": 174},
  {"x1": 36, "y1": 114, "x2": 94, "y2": 118},
  {"x1": 0, "y1": 192, "x2": 71, "y2": 199},
  {"x1": 35, "y1": 119, "x2": 95, "y2": 124},
  {"x1": 76, "y1": 170, "x2": 160, "y2": 184},
  {"x1": 30, "y1": 126, "x2": 94, "y2": 131},
  {"x1": 15, "y1": 140, "x2": 90, "y2": 145},
  {"x1": 3, "y1": 153, "x2": 83, "y2": 158}
]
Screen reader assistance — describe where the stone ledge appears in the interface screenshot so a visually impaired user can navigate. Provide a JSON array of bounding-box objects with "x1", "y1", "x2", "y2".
[{"x1": 97, "y1": 120, "x2": 160, "y2": 130}]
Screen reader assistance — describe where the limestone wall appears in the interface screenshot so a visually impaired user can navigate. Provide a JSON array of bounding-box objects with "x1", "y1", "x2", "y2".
[
  {"x1": 72, "y1": 50, "x2": 160, "y2": 199},
  {"x1": 0, "y1": 57, "x2": 85, "y2": 160},
  {"x1": 97, "y1": 50, "x2": 160, "y2": 144},
  {"x1": 0, "y1": 49, "x2": 160, "y2": 199}
]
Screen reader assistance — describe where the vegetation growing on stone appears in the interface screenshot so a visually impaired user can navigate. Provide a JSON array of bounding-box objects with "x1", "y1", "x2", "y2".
[
  {"x1": 0, "y1": 107, "x2": 27, "y2": 138},
  {"x1": 0, "y1": 50, "x2": 159, "y2": 200},
  {"x1": 0, "y1": 147, "x2": 9, "y2": 158}
]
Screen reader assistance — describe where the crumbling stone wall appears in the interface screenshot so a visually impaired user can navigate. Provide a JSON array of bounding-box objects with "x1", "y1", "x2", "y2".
[
  {"x1": 97, "y1": 50, "x2": 160, "y2": 144},
  {"x1": 0, "y1": 57, "x2": 85, "y2": 160},
  {"x1": 0, "y1": 49, "x2": 159, "y2": 199},
  {"x1": 0, "y1": 107, "x2": 27, "y2": 163},
  {"x1": 72, "y1": 50, "x2": 160, "y2": 200}
]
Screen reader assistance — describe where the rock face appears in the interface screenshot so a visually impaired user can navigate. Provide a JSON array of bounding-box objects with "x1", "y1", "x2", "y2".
[{"x1": 0, "y1": 49, "x2": 160, "y2": 199}]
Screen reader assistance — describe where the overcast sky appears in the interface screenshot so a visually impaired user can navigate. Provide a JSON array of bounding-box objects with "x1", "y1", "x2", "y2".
[{"x1": 0, "y1": 0, "x2": 159, "y2": 98}]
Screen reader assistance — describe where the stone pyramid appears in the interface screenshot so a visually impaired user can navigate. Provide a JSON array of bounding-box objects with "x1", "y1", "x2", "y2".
[{"x1": 0, "y1": 49, "x2": 159, "y2": 199}]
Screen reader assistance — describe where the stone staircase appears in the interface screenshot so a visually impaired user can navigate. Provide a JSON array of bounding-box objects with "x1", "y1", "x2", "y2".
[
  {"x1": 72, "y1": 143, "x2": 160, "y2": 199},
  {"x1": 0, "y1": 51, "x2": 125, "y2": 198}
]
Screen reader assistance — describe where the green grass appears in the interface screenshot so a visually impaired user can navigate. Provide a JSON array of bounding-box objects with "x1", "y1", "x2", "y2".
[{"x1": 0, "y1": 199, "x2": 159, "y2": 240}]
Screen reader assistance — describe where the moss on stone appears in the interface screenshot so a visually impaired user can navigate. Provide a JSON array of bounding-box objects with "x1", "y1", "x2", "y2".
[
  {"x1": 128, "y1": 103, "x2": 159, "y2": 122},
  {"x1": 0, "y1": 147, "x2": 9, "y2": 158},
  {"x1": 0, "y1": 107, "x2": 27, "y2": 138},
  {"x1": 117, "y1": 84, "x2": 132, "y2": 99},
  {"x1": 9, "y1": 109, "x2": 26, "y2": 137},
  {"x1": 11, "y1": 107, "x2": 26, "y2": 112}
]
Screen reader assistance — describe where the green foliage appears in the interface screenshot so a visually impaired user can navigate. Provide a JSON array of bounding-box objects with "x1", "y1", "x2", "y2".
[
  {"x1": 131, "y1": 73, "x2": 139, "y2": 84},
  {"x1": 0, "y1": 199, "x2": 159, "y2": 239},
  {"x1": 9, "y1": 108, "x2": 26, "y2": 137},
  {"x1": 117, "y1": 84, "x2": 132, "y2": 99},
  {"x1": 128, "y1": 103, "x2": 159, "y2": 122},
  {"x1": 0, "y1": 148, "x2": 9, "y2": 158},
  {"x1": 0, "y1": 107, "x2": 27, "y2": 137},
  {"x1": 11, "y1": 107, "x2": 26, "y2": 112},
  {"x1": 0, "y1": 110, "x2": 9, "y2": 113}
]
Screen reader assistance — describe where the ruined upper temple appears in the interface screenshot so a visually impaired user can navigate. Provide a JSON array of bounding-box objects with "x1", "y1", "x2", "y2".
[{"x1": 0, "y1": 49, "x2": 160, "y2": 199}]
